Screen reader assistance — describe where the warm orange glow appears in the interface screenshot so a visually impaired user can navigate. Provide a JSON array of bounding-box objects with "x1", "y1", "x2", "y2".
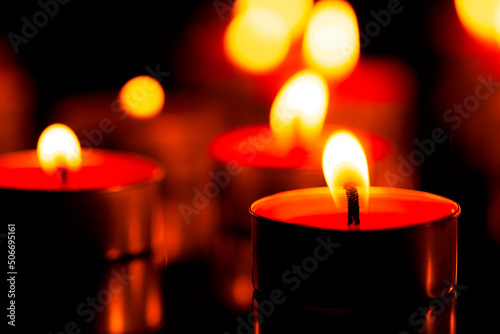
[
  {"x1": 37, "y1": 123, "x2": 82, "y2": 175},
  {"x1": 270, "y1": 70, "x2": 328, "y2": 151},
  {"x1": 233, "y1": 0, "x2": 313, "y2": 39},
  {"x1": 231, "y1": 275, "x2": 254, "y2": 310},
  {"x1": 224, "y1": 7, "x2": 292, "y2": 74},
  {"x1": 322, "y1": 131, "x2": 369, "y2": 209},
  {"x1": 303, "y1": 0, "x2": 360, "y2": 81},
  {"x1": 455, "y1": 0, "x2": 500, "y2": 45},
  {"x1": 146, "y1": 285, "x2": 163, "y2": 328},
  {"x1": 119, "y1": 76, "x2": 164, "y2": 118},
  {"x1": 108, "y1": 290, "x2": 124, "y2": 334}
]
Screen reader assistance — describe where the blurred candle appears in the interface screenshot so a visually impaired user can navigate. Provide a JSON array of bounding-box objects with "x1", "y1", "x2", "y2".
[
  {"x1": 302, "y1": 0, "x2": 360, "y2": 81},
  {"x1": 0, "y1": 124, "x2": 165, "y2": 332},
  {"x1": 0, "y1": 123, "x2": 165, "y2": 260}
]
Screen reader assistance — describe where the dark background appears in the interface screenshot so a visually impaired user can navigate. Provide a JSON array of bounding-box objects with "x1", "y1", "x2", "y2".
[{"x1": 0, "y1": 0, "x2": 496, "y2": 332}]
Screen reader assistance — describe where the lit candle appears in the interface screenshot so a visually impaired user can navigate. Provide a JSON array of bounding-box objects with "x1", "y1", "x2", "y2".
[
  {"x1": 251, "y1": 131, "x2": 460, "y2": 308},
  {"x1": 0, "y1": 123, "x2": 165, "y2": 260},
  {"x1": 0, "y1": 124, "x2": 165, "y2": 332}
]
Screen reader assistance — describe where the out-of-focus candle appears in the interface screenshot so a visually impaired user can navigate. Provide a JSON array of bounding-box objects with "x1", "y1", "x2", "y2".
[
  {"x1": 302, "y1": 0, "x2": 360, "y2": 81},
  {"x1": 0, "y1": 124, "x2": 165, "y2": 333},
  {"x1": 0, "y1": 124, "x2": 165, "y2": 260},
  {"x1": 251, "y1": 131, "x2": 460, "y2": 308}
]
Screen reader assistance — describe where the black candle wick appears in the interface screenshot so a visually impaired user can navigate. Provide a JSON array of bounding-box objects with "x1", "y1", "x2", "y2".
[
  {"x1": 56, "y1": 168, "x2": 68, "y2": 185},
  {"x1": 343, "y1": 182, "x2": 360, "y2": 225}
]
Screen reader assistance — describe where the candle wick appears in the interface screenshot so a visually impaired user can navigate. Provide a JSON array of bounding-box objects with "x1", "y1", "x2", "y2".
[
  {"x1": 343, "y1": 182, "x2": 360, "y2": 225},
  {"x1": 56, "y1": 168, "x2": 68, "y2": 186}
]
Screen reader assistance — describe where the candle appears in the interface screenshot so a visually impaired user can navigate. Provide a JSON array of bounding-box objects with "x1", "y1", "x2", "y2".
[
  {"x1": 250, "y1": 131, "x2": 460, "y2": 309},
  {"x1": 0, "y1": 123, "x2": 165, "y2": 260},
  {"x1": 0, "y1": 124, "x2": 165, "y2": 332}
]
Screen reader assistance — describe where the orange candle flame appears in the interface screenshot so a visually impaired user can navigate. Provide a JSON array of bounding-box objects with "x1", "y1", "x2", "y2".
[
  {"x1": 119, "y1": 75, "x2": 165, "y2": 118},
  {"x1": 224, "y1": 7, "x2": 292, "y2": 74},
  {"x1": 37, "y1": 123, "x2": 82, "y2": 176},
  {"x1": 322, "y1": 130, "x2": 369, "y2": 210},
  {"x1": 233, "y1": 0, "x2": 313, "y2": 39},
  {"x1": 302, "y1": 0, "x2": 360, "y2": 81},
  {"x1": 270, "y1": 70, "x2": 328, "y2": 151},
  {"x1": 455, "y1": 0, "x2": 500, "y2": 46}
]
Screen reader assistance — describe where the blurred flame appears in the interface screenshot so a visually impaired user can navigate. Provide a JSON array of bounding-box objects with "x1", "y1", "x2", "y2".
[
  {"x1": 303, "y1": 0, "x2": 360, "y2": 81},
  {"x1": 231, "y1": 275, "x2": 254, "y2": 310},
  {"x1": 224, "y1": 7, "x2": 292, "y2": 74},
  {"x1": 119, "y1": 76, "x2": 164, "y2": 118},
  {"x1": 322, "y1": 131, "x2": 369, "y2": 209},
  {"x1": 233, "y1": 0, "x2": 313, "y2": 39},
  {"x1": 37, "y1": 123, "x2": 82, "y2": 175},
  {"x1": 455, "y1": 0, "x2": 500, "y2": 46},
  {"x1": 270, "y1": 70, "x2": 328, "y2": 151}
]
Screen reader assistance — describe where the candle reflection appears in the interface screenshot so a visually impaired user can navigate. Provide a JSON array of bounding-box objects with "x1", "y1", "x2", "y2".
[
  {"x1": 96, "y1": 258, "x2": 163, "y2": 334},
  {"x1": 252, "y1": 291, "x2": 457, "y2": 334}
]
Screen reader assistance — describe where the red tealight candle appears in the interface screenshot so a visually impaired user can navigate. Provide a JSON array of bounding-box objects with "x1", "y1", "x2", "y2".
[
  {"x1": 250, "y1": 131, "x2": 460, "y2": 308},
  {"x1": 0, "y1": 123, "x2": 165, "y2": 261}
]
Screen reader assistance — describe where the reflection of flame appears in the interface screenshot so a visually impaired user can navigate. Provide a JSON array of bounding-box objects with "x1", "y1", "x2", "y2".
[
  {"x1": 233, "y1": 0, "x2": 313, "y2": 39},
  {"x1": 231, "y1": 275, "x2": 253, "y2": 310},
  {"x1": 270, "y1": 70, "x2": 328, "y2": 151},
  {"x1": 119, "y1": 76, "x2": 164, "y2": 118},
  {"x1": 303, "y1": 0, "x2": 360, "y2": 81},
  {"x1": 224, "y1": 7, "x2": 291, "y2": 74},
  {"x1": 37, "y1": 123, "x2": 82, "y2": 175},
  {"x1": 322, "y1": 131, "x2": 369, "y2": 209},
  {"x1": 455, "y1": 0, "x2": 500, "y2": 46}
]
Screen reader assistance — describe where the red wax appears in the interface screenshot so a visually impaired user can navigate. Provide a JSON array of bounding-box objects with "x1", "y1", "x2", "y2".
[
  {"x1": 251, "y1": 187, "x2": 460, "y2": 231},
  {"x1": 210, "y1": 124, "x2": 390, "y2": 169},
  {"x1": 0, "y1": 149, "x2": 164, "y2": 191}
]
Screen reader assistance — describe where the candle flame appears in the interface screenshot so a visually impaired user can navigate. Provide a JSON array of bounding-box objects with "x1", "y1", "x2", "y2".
[
  {"x1": 270, "y1": 70, "x2": 328, "y2": 151},
  {"x1": 322, "y1": 130, "x2": 369, "y2": 209},
  {"x1": 224, "y1": 7, "x2": 292, "y2": 74},
  {"x1": 302, "y1": 0, "x2": 360, "y2": 81},
  {"x1": 37, "y1": 123, "x2": 82, "y2": 175},
  {"x1": 233, "y1": 0, "x2": 313, "y2": 39},
  {"x1": 119, "y1": 76, "x2": 165, "y2": 118},
  {"x1": 455, "y1": 0, "x2": 500, "y2": 46}
]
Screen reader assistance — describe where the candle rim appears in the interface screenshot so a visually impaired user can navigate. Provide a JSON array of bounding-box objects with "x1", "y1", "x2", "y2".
[
  {"x1": 210, "y1": 123, "x2": 390, "y2": 170},
  {"x1": 250, "y1": 186, "x2": 461, "y2": 232},
  {"x1": 0, "y1": 149, "x2": 165, "y2": 193}
]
